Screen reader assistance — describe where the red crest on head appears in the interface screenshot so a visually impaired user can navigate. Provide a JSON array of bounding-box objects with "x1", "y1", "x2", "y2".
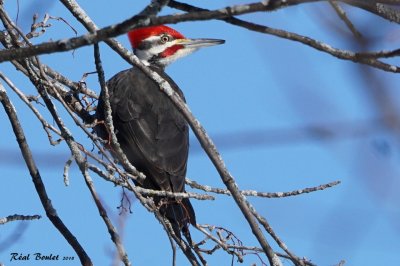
[{"x1": 128, "y1": 25, "x2": 186, "y2": 49}]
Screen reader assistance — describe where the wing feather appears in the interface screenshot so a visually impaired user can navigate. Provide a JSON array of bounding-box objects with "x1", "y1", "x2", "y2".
[{"x1": 98, "y1": 67, "x2": 189, "y2": 193}]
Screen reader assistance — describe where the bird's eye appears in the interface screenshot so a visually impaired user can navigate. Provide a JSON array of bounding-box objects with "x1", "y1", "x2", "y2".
[{"x1": 160, "y1": 35, "x2": 170, "y2": 44}]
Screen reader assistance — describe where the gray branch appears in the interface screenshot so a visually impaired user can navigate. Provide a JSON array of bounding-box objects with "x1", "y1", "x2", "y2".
[
  {"x1": 0, "y1": 214, "x2": 41, "y2": 225},
  {"x1": 0, "y1": 0, "x2": 399, "y2": 72},
  {"x1": 186, "y1": 179, "x2": 341, "y2": 198},
  {"x1": 0, "y1": 82, "x2": 93, "y2": 266},
  {"x1": 168, "y1": 1, "x2": 400, "y2": 73}
]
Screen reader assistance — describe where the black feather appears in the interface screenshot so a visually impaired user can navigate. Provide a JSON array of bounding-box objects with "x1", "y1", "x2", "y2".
[{"x1": 95, "y1": 66, "x2": 196, "y2": 239}]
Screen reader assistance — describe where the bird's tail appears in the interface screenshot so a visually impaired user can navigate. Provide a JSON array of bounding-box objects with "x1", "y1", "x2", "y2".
[{"x1": 158, "y1": 197, "x2": 196, "y2": 244}]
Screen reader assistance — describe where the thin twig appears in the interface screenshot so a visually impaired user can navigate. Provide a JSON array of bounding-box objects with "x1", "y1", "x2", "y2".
[
  {"x1": 195, "y1": 224, "x2": 244, "y2": 262},
  {"x1": 168, "y1": 1, "x2": 400, "y2": 73},
  {"x1": 0, "y1": 72, "x2": 63, "y2": 146},
  {"x1": 329, "y1": 1, "x2": 363, "y2": 39},
  {"x1": 223, "y1": 246, "x2": 317, "y2": 266},
  {"x1": 0, "y1": 214, "x2": 41, "y2": 225},
  {"x1": 88, "y1": 163, "x2": 213, "y2": 201},
  {"x1": 63, "y1": 155, "x2": 74, "y2": 186},
  {"x1": 0, "y1": 82, "x2": 93, "y2": 266},
  {"x1": 186, "y1": 179, "x2": 341, "y2": 198},
  {"x1": 246, "y1": 200, "x2": 305, "y2": 266},
  {"x1": 82, "y1": 168, "x2": 131, "y2": 266},
  {"x1": 0, "y1": 0, "x2": 399, "y2": 74},
  {"x1": 0, "y1": 13, "x2": 96, "y2": 124}
]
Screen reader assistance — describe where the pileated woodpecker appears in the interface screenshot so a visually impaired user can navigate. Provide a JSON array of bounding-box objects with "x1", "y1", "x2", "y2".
[{"x1": 95, "y1": 25, "x2": 224, "y2": 240}]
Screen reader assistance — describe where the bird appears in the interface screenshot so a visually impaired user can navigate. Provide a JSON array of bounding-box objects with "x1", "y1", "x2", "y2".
[{"x1": 95, "y1": 25, "x2": 224, "y2": 241}]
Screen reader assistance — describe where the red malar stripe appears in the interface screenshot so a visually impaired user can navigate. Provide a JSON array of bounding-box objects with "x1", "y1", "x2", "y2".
[{"x1": 160, "y1": 45, "x2": 184, "y2": 58}]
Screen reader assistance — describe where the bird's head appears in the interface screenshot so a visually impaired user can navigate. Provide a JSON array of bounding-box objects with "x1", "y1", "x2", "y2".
[{"x1": 128, "y1": 25, "x2": 225, "y2": 68}]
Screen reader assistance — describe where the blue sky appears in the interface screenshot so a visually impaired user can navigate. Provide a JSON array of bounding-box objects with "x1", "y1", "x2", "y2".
[{"x1": 1, "y1": 1, "x2": 400, "y2": 265}]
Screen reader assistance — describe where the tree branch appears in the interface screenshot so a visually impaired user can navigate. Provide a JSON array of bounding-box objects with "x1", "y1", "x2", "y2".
[
  {"x1": 0, "y1": 82, "x2": 93, "y2": 266},
  {"x1": 186, "y1": 179, "x2": 341, "y2": 198},
  {"x1": 329, "y1": 1, "x2": 363, "y2": 39},
  {"x1": 1, "y1": 0, "x2": 398, "y2": 65},
  {"x1": 168, "y1": 1, "x2": 400, "y2": 73},
  {"x1": 0, "y1": 214, "x2": 41, "y2": 225}
]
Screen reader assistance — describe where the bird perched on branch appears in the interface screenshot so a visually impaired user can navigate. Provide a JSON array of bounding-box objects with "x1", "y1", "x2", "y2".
[{"x1": 95, "y1": 25, "x2": 224, "y2": 241}]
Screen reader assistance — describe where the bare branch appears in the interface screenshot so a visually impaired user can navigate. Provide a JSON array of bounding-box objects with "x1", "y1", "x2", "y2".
[
  {"x1": 0, "y1": 82, "x2": 93, "y2": 266},
  {"x1": 1, "y1": 0, "x2": 398, "y2": 64},
  {"x1": 25, "y1": 13, "x2": 77, "y2": 39},
  {"x1": 345, "y1": 1, "x2": 400, "y2": 23},
  {"x1": 0, "y1": 30, "x2": 95, "y2": 125},
  {"x1": 88, "y1": 163, "x2": 214, "y2": 200},
  {"x1": 245, "y1": 200, "x2": 308, "y2": 266},
  {"x1": 63, "y1": 155, "x2": 74, "y2": 186},
  {"x1": 168, "y1": 1, "x2": 400, "y2": 73},
  {"x1": 0, "y1": 72, "x2": 63, "y2": 146},
  {"x1": 0, "y1": 214, "x2": 41, "y2": 225},
  {"x1": 82, "y1": 168, "x2": 132, "y2": 266},
  {"x1": 329, "y1": 1, "x2": 363, "y2": 39},
  {"x1": 196, "y1": 224, "x2": 244, "y2": 262},
  {"x1": 186, "y1": 179, "x2": 341, "y2": 198},
  {"x1": 226, "y1": 246, "x2": 317, "y2": 266}
]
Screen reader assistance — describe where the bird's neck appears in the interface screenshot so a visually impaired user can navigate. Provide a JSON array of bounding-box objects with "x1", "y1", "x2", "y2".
[
  {"x1": 149, "y1": 63, "x2": 166, "y2": 73},
  {"x1": 135, "y1": 49, "x2": 169, "y2": 70},
  {"x1": 136, "y1": 65, "x2": 185, "y2": 101}
]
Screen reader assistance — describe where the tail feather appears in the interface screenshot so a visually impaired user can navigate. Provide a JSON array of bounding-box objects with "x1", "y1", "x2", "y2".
[{"x1": 159, "y1": 197, "x2": 196, "y2": 243}]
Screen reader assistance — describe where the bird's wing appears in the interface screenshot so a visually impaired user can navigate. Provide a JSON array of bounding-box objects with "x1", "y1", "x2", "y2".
[{"x1": 106, "y1": 68, "x2": 189, "y2": 192}]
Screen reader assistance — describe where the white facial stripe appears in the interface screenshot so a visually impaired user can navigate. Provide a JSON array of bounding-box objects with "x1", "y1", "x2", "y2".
[
  {"x1": 144, "y1": 35, "x2": 160, "y2": 42},
  {"x1": 157, "y1": 47, "x2": 197, "y2": 66},
  {"x1": 136, "y1": 38, "x2": 180, "y2": 60},
  {"x1": 135, "y1": 36, "x2": 197, "y2": 67}
]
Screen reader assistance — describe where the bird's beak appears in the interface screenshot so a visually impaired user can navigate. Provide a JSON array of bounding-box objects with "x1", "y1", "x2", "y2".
[{"x1": 177, "y1": 38, "x2": 225, "y2": 49}]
